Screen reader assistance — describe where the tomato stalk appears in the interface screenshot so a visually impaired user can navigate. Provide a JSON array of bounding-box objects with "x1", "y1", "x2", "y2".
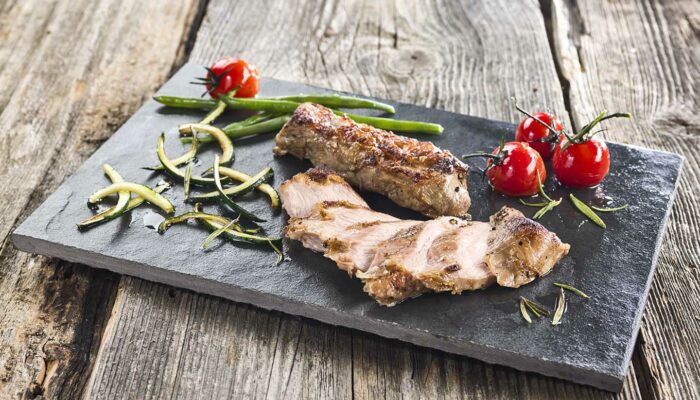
[
  {"x1": 515, "y1": 104, "x2": 562, "y2": 144},
  {"x1": 560, "y1": 111, "x2": 632, "y2": 151},
  {"x1": 191, "y1": 66, "x2": 237, "y2": 97}
]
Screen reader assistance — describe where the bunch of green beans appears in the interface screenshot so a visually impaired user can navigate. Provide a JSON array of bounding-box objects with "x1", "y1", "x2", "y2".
[{"x1": 154, "y1": 94, "x2": 444, "y2": 142}]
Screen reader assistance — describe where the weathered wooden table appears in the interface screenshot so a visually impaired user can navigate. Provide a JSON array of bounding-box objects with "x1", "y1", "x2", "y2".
[{"x1": 1, "y1": 0, "x2": 697, "y2": 398}]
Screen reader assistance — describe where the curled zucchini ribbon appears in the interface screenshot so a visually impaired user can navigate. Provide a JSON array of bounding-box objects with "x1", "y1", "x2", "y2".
[
  {"x1": 101, "y1": 164, "x2": 130, "y2": 218},
  {"x1": 155, "y1": 132, "x2": 230, "y2": 186},
  {"x1": 78, "y1": 182, "x2": 170, "y2": 230},
  {"x1": 158, "y1": 204, "x2": 284, "y2": 264},
  {"x1": 212, "y1": 156, "x2": 265, "y2": 222},
  {"x1": 193, "y1": 166, "x2": 280, "y2": 208},
  {"x1": 87, "y1": 182, "x2": 174, "y2": 215}
]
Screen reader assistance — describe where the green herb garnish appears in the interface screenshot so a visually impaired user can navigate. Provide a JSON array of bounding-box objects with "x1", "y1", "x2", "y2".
[
  {"x1": 591, "y1": 204, "x2": 629, "y2": 213},
  {"x1": 554, "y1": 283, "x2": 590, "y2": 299},
  {"x1": 520, "y1": 298, "x2": 532, "y2": 323},
  {"x1": 552, "y1": 288, "x2": 566, "y2": 325},
  {"x1": 569, "y1": 194, "x2": 606, "y2": 228},
  {"x1": 520, "y1": 296, "x2": 551, "y2": 317},
  {"x1": 520, "y1": 173, "x2": 561, "y2": 219}
]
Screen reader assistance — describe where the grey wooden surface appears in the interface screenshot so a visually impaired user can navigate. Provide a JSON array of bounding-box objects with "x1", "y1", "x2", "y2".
[{"x1": 0, "y1": 0, "x2": 697, "y2": 399}]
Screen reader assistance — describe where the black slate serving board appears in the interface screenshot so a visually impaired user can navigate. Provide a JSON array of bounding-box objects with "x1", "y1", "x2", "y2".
[{"x1": 12, "y1": 63, "x2": 682, "y2": 392}]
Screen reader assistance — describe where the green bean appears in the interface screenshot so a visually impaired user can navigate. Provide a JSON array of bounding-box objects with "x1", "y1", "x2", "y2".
[
  {"x1": 277, "y1": 94, "x2": 395, "y2": 114},
  {"x1": 180, "y1": 115, "x2": 291, "y2": 144},
  {"x1": 224, "y1": 115, "x2": 291, "y2": 139},
  {"x1": 220, "y1": 96, "x2": 301, "y2": 114},
  {"x1": 157, "y1": 95, "x2": 443, "y2": 135},
  {"x1": 339, "y1": 112, "x2": 444, "y2": 135},
  {"x1": 154, "y1": 96, "x2": 217, "y2": 110}
]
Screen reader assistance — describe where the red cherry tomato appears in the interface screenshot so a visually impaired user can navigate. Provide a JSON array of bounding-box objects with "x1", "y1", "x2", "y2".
[
  {"x1": 514, "y1": 112, "x2": 563, "y2": 159},
  {"x1": 484, "y1": 142, "x2": 546, "y2": 197},
  {"x1": 552, "y1": 136, "x2": 610, "y2": 188},
  {"x1": 205, "y1": 58, "x2": 260, "y2": 98}
]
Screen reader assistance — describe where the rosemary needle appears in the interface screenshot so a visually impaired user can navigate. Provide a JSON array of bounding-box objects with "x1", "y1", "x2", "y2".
[
  {"x1": 591, "y1": 204, "x2": 629, "y2": 213},
  {"x1": 521, "y1": 173, "x2": 561, "y2": 219},
  {"x1": 552, "y1": 288, "x2": 566, "y2": 326},
  {"x1": 554, "y1": 282, "x2": 590, "y2": 299},
  {"x1": 519, "y1": 296, "x2": 551, "y2": 316},
  {"x1": 569, "y1": 194, "x2": 606, "y2": 228},
  {"x1": 520, "y1": 298, "x2": 533, "y2": 323}
]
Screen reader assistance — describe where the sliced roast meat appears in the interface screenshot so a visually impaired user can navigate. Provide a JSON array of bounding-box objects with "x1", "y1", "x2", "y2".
[
  {"x1": 274, "y1": 103, "x2": 471, "y2": 218},
  {"x1": 280, "y1": 168, "x2": 570, "y2": 306}
]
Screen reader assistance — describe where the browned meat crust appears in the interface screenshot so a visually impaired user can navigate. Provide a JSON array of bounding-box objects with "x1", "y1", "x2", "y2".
[
  {"x1": 274, "y1": 103, "x2": 471, "y2": 218},
  {"x1": 280, "y1": 168, "x2": 570, "y2": 306},
  {"x1": 485, "y1": 207, "x2": 571, "y2": 287}
]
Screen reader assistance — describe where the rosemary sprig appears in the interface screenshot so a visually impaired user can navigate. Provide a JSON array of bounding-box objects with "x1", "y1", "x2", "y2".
[
  {"x1": 554, "y1": 283, "x2": 590, "y2": 299},
  {"x1": 569, "y1": 194, "x2": 606, "y2": 228},
  {"x1": 520, "y1": 174, "x2": 562, "y2": 220},
  {"x1": 552, "y1": 288, "x2": 566, "y2": 325},
  {"x1": 591, "y1": 204, "x2": 629, "y2": 212},
  {"x1": 560, "y1": 111, "x2": 632, "y2": 151},
  {"x1": 520, "y1": 298, "x2": 532, "y2": 323},
  {"x1": 520, "y1": 296, "x2": 551, "y2": 317},
  {"x1": 519, "y1": 199, "x2": 549, "y2": 207}
]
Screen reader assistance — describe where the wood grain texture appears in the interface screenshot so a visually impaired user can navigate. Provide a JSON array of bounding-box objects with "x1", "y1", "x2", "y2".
[
  {"x1": 0, "y1": 0, "x2": 204, "y2": 398},
  {"x1": 549, "y1": 0, "x2": 700, "y2": 398},
  {"x1": 84, "y1": 0, "x2": 652, "y2": 398}
]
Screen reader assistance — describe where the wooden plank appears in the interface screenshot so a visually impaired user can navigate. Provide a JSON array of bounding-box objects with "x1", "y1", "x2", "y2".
[
  {"x1": 0, "y1": 0, "x2": 205, "y2": 398},
  {"x1": 548, "y1": 0, "x2": 700, "y2": 398},
  {"x1": 83, "y1": 0, "x2": 656, "y2": 398}
]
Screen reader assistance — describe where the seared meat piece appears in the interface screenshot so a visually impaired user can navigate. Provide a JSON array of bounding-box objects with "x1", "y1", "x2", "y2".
[
  {"x1": 280, "y1": 168, "x2": 570, "y2": 306},
  {"x1": 274, "y1": 103, "x2": 471, "y2": 218},
  {"x1": 279, "y1": 166, "x2": 368, "y2": 219}
]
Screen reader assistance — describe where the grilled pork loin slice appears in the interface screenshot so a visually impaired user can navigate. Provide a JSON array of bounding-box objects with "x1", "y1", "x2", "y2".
[
  {"x1": 280, "y1": 168, "x2": 570, "y2": 306},
  {"x1": 274, "y1": 103, "x2": 471, "y2": 218}
]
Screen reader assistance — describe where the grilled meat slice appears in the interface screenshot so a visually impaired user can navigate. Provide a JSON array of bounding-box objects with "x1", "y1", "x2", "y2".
[
  {"x1": 279, "y1": 166, "x2": 368, "y2": 219},
  {"x1": 280, "y1": 168, "x2": 570, "y2": 306},
  {"x1": 274, "y1": 103, "x2": 471, "y2": 218}
]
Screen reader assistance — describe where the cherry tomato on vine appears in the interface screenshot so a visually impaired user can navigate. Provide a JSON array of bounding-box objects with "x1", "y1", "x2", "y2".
[
  {"x1": 552, "y1": 136, "x2": 610, "y2": 188},
  {"x1": 463, "y1": 141, "x2": 546, "y2": 197},
  {"x1": 515, "y1": 111, "x2": 564, "y2": 159},
  {"x1": 551, "y1": 111, "x2": 631, "y2": 188},
  {"x1": 194, "y1": 58, "x2": 260, "y2": 98}
]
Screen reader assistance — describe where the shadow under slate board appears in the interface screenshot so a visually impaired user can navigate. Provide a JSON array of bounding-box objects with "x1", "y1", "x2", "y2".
[{"x1": 12, "y1": 63, "x2": 683, "y2": 392}]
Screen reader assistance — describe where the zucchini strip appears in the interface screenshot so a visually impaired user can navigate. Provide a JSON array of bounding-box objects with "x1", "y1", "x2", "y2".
[
  {"x1": 146, "y1": 126, "x2": 198, "y2": 171},
  {"x1": 200, "y1": 99, "x2": 226, "y2": 125},
  {"x1": 213, "y1": 156, "x2": 265, "y2": 222},
  {"x1": 192, "y1": 204, "x2": 283, "y2": 259},
  {"x1": 183, "y1": 162, "x2": 193, "y2": 199},
  {"x1": 199, "y1": 217, "x2": 283, "y2": 247},
  {"x1": 156, "y1": 133, "x2": 224, "y2": 186},
  {"x1": 201, "y1": 219, "x2": 238, "y2": 249},
  {"x1": 78, "y1": 183, "x2": 170, "y2": 230},
  {"x1": 192, "y1": 166, "x2": 274, "y2": 203},
  {"x1": 158, "y1": 210, "x2": 257, "y2": 235},
  {"x1": 88, "y1": 182, "x2": 174, "y2": 214},
  {"x1": 219, "y1": 168, "x2": 280, "y2": 208},
  {"x1": 101, "y1": 164, "x2": 131, "y2": 219},
  {"x1": 177, "y1": 123, "x2": 234, "y2": 165}
]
